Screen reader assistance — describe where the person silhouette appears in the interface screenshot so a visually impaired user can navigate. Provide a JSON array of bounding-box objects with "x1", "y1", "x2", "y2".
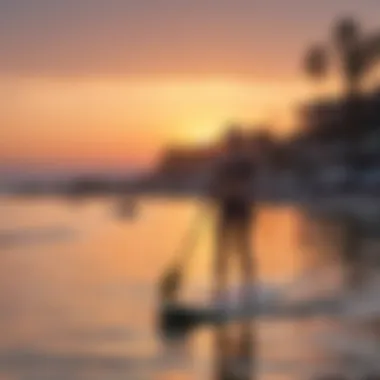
[{"x1": 210, "y1": 125, "x2": 256, "y2": 305}]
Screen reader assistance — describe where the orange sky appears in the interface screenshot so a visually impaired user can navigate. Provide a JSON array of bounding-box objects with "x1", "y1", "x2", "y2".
[
  {"x1": 0, "y1": 1, "x2": 379, "y2": 174},
  {"x1": 0, "y1": 77, "x2": 316, "y2": 171}
]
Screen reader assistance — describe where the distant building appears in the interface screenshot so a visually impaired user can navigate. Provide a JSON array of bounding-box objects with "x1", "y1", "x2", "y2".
[
  {"x1": 157, "y1": 146, "x2": 218, "y2": 176},
  {"x1": 154, "y1": 129, "x2": 278, "y2": 191},
  {"x1": 300, "y1": 87, "x2": 380, "y2": 141}
]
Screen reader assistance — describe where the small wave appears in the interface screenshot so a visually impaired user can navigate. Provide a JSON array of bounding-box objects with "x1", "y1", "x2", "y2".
[
  {"x1": 0, "y1": 347, "x2": 191, "y2": 377},
  {"x1": 0, "y1": 226, "x2": 78, "y2": 249},
  {"x1": 180, "y1": 272, "x2": 380, "y2": 323}
]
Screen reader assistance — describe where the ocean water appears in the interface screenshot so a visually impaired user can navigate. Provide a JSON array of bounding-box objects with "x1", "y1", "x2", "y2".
[{"x1": 0, "y1": 196, "x2": 379, "y2": 380}]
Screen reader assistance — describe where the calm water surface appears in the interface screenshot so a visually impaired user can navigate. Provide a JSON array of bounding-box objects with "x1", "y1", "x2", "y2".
[{"x1": 0, "y1": 196, "x2": 378, "y2": 380}]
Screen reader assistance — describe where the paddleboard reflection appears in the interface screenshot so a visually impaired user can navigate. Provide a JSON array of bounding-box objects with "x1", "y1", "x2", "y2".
[{"x1": 212, "y1": 321, "x2": 256, "y2": 380}]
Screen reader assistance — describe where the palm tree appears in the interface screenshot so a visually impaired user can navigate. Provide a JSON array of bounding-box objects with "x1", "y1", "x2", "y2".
[
  {"x1": 304, "y1": 44, "x2": 328, "y2": 81},
  {"x1": 304, "y1": 17, "x2": 380, "y2": 97},
  {"x1": 303, "y1": 17, "x2": 380, "y2": 188},
  {"x1": 333, "y1": 17, "x2": 363, "y2": 96}
]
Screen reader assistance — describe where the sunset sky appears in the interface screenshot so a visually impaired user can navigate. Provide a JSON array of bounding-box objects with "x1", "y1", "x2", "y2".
[{"x1": 1, "y1": 0, "x2": 380, "y2": 178}]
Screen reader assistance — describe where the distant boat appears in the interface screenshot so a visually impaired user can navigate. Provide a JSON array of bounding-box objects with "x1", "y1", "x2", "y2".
[{"x1": 116, "y1": 197, "x2": 138, "y2": 220}]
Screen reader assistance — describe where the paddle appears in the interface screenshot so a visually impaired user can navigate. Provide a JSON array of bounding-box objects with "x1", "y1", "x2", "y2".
[{"x1": 158, "y1": 205, "x2": 210, "y2": 301}]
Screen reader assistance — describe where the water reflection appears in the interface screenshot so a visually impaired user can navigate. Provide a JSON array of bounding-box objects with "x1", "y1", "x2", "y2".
[
  {"x1": 297, "y1": 209, "x2": 380, "y2": 379},
  {"x1": 337, "y1": 214, "x2": 365, "y2": 289},
  {"x1": 212, "y1": 322, "x2": 256, "y2": 380},
  {"x1": 0, "y1": 197, "x2": 379, "y2": 379},
  {"x1": 301, "y1": 208, "x2": 380, "y2": 291}
]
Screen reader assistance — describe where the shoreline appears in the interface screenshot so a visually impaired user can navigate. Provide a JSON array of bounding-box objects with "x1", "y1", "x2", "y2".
[{"x1": 3, "y1": 190, "x2": 380, "y2": 220}]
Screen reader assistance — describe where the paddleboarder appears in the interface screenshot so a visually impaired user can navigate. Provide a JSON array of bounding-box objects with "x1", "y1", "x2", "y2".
[
  {"x1": 210, "y1": 125, "x2": 257, "y2": 305},
  {"x1": 158, "y1": 124, "x2": 257, "y2": 309}
]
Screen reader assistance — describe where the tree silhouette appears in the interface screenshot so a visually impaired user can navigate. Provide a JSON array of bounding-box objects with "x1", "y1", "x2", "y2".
[
  {"x1": 304, "y1": 17, "x2": 380, "y2": 97},
  {"x1": 304, "y1": 44, "x2": 328, "y2": 81}
]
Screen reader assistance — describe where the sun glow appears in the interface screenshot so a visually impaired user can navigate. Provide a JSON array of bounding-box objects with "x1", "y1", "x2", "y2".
[{"x1": 1, "y1": 76, "x2": 311, "y2": 170}]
